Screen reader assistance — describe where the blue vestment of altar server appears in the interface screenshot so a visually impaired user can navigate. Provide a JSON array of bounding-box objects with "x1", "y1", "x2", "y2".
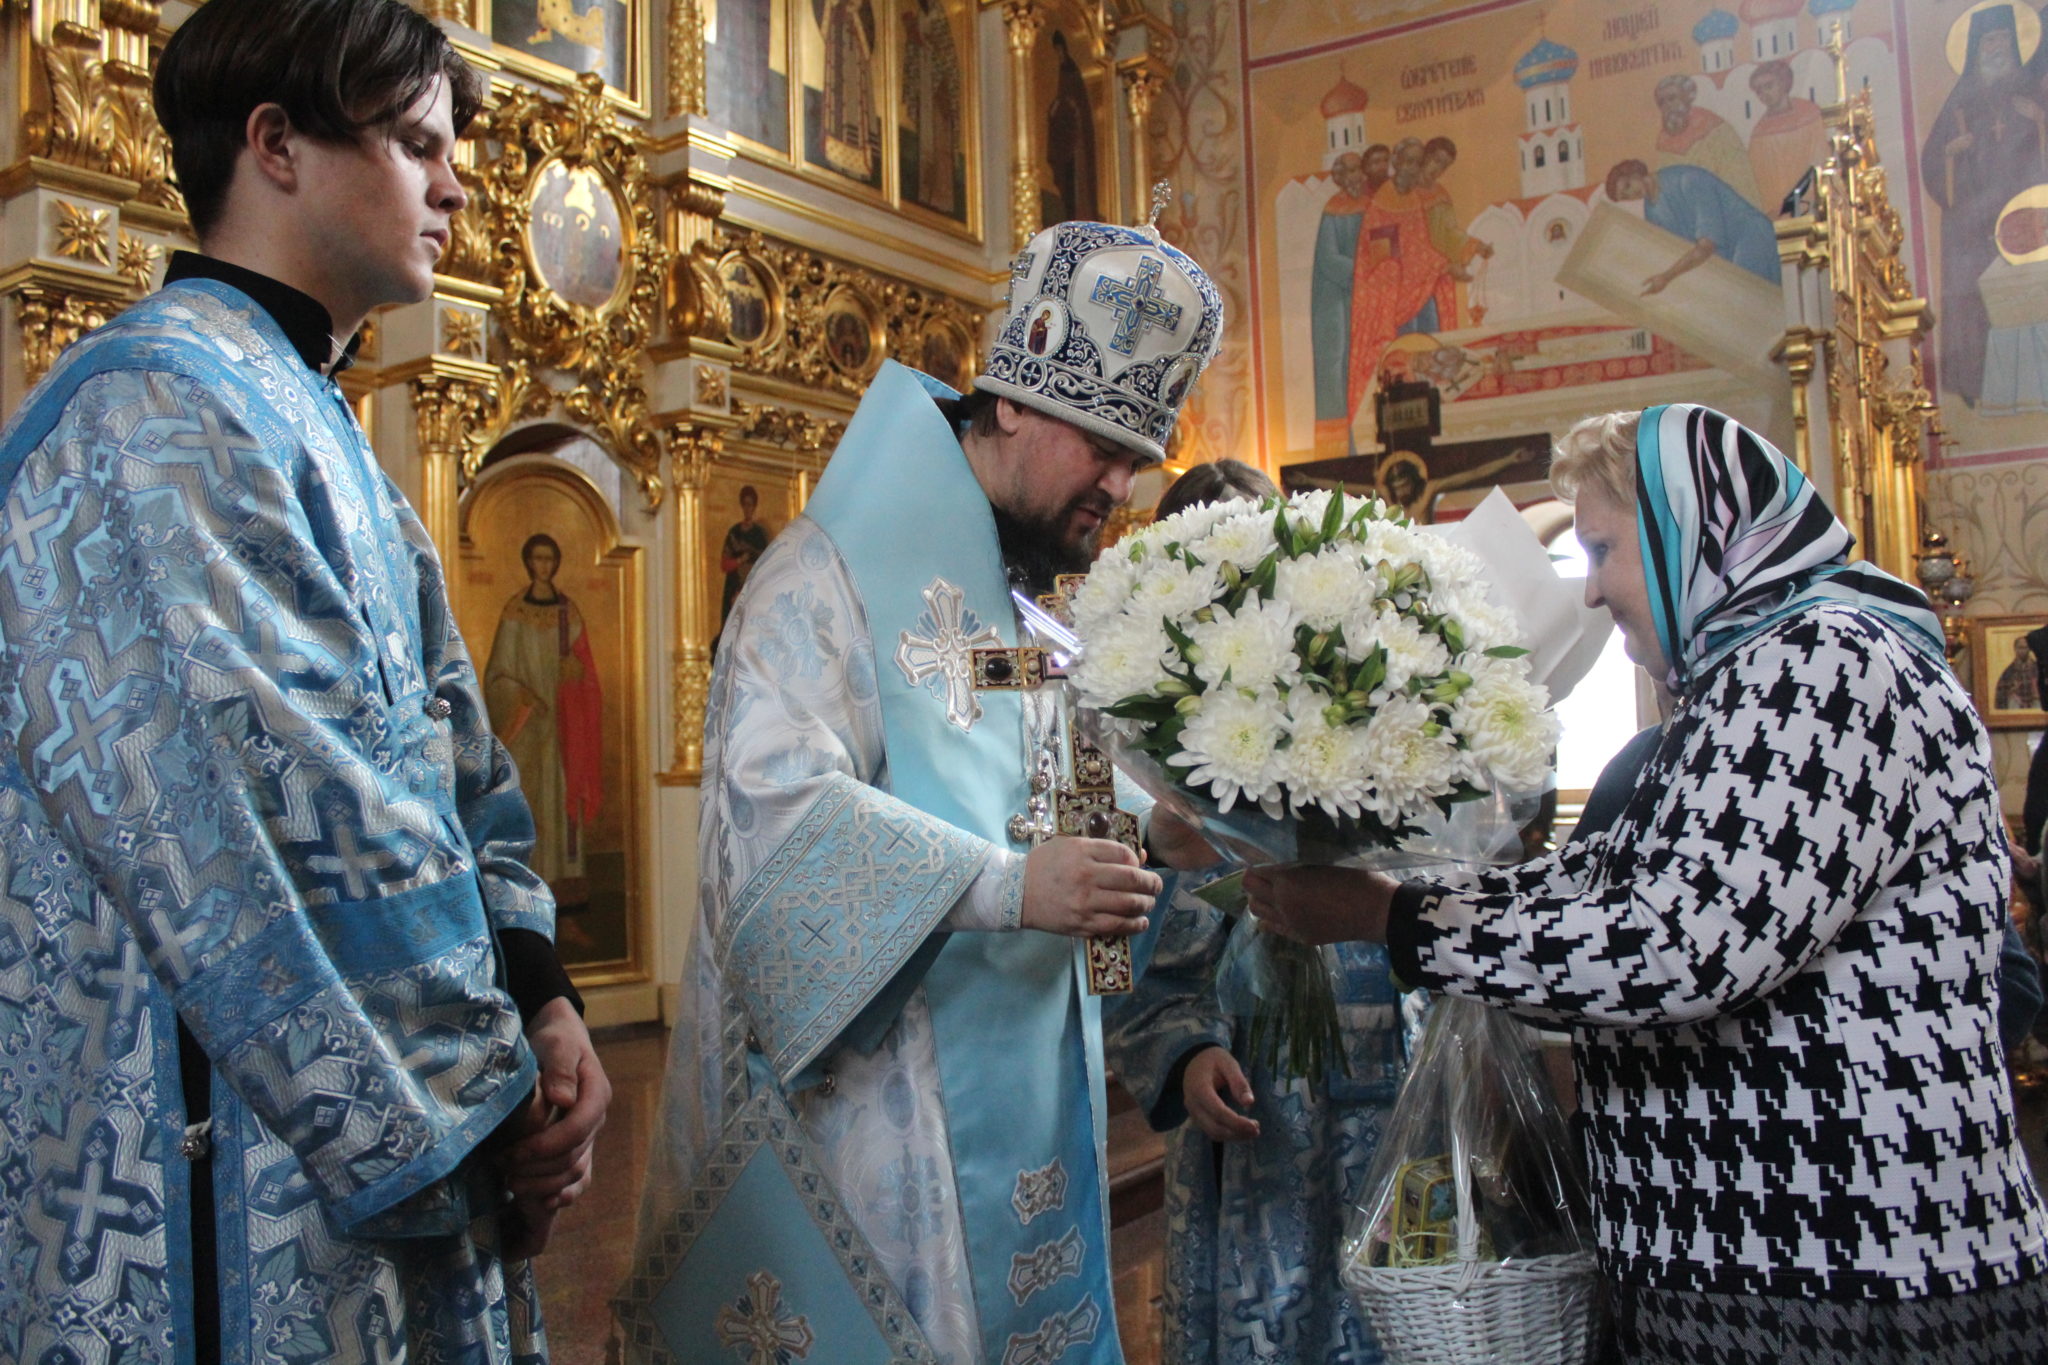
[
  {"x1": 0, "y1": 280, "x2": 553, "y2": 1364},
  {"x1": 1105, "y1": 902, "x2": 1404, "y2": 1364},
  {"x1": 621, "y1": 362, "x2": 1126, "y2": 1364}
]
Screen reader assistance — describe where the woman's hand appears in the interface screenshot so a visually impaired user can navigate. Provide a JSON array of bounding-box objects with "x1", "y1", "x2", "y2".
[
  {"x1": 1181, "y1": 1046, "x2": 1260, "y2": 1143},
  {"x1": 1244, "y1": 864, "x2": 1399, "y2": 945}
]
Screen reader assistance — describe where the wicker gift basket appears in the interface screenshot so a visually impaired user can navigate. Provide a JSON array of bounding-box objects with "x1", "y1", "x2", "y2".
[{"x1": 1340, "y1": 998, "x2": 1605, "y2": 1364}]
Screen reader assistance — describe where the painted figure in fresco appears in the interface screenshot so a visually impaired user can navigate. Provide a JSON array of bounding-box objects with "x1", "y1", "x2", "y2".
[
  {"x1": 620, "y1": 219, "x2": 1224, "y2": 1363},
  {"x1": 1312, "y1": 151, "x2": 1374, "y2": 455},
  {"x1": 1922, "y1": 2, "x2": 2048, "y2": 407},
  {"x1": 1653, "y1": 72, "x2": 1765, "y2": 210},
  {"x1": 818, "y1": 0, "x2": 880, "y2": 180},
  {"x1": 1605, "y1": 158, "x2": 1783, "y2": 293},
  {"x1": 1346, "y1": 138, "x2": 1450, "y2": 417},
  {"x1": 1361, "y1": 140, "x2": 1392, "y2": 199},
  {"x1": 2000, "y1": 636, "x2": 2043, "y2": 710},
  {"x1": 486, "y1": 533, "x2": 604, "y2": 923},
  {"x1": 0, "y1": 3, "x2": 608, "y2": 1361},
  {"x1": 719, "y1": 485, "x2": 772, "y2": 628},
  {"x1": 1747, "y1": 59, "x2": 1829, "y2": 215},
  {"x1": 902, "y1": 0, "x2": 963, "y2": 216},
  {"x1": 1401, "y1": 136, "x2": 1492, "y2": 335},
  {"x1": 1046, "y1": 30, "x2": 1100, "y2": 222}
]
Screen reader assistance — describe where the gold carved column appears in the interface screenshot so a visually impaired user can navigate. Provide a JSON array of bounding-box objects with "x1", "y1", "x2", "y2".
[
  {"x1": 661, "y1": 423, "x2": 723, "y2": 783},
  {"x1": 1001, "y1": 0, "x2": 1046, "y2": 250},
  {"x1": 1118, "y1": 61, "x2": 1165, "y2": 226},
  {"x1": 1770, "y1": 36, "x2": 1934, "y2": 583},
  {"x1": 666, "y1": 0, "x2": 708, "y2": 118}
]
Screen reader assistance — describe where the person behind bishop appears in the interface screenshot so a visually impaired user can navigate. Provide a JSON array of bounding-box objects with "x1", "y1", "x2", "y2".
[
  {"x1": 620, "y1": 222, "x2": 1225, "y2": 1362},
  {"x1": 0, "y1": 2, "x2": 609, "y2": 1362}
]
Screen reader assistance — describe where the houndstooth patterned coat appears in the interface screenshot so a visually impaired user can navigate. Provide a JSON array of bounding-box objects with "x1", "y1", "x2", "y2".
[{"x1": 1391, "y1": 604, "x2": 2048, "y2": 1301}]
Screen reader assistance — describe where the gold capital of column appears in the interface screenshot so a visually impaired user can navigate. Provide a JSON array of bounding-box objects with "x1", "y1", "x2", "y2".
[{"x1": 412, "y1": 370, "x2": 501, "y2": 572}]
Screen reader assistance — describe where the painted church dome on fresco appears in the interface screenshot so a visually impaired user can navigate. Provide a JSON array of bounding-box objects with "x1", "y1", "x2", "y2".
[
  {"x1": 1693, "y1": 9, "x2": 1739, "y2": 42},
  {"x1": 1321, "y1": 72, "x2": 1369, "y2": 118},
  {"x1": 1515, "y1": 37, "x2": 1579, "y2": 88}
]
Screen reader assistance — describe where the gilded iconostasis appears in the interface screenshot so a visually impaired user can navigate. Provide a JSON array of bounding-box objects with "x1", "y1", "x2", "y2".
[{"x1": 1, "y1": 0, "x2": 2045, "y2": 1022}]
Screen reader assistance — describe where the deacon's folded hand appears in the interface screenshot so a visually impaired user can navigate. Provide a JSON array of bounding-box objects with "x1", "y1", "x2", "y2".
[
  {"x1": 1022, "y1": 836, "x2": 1160, "y2": 938},
  {"x1": 1245, "y1": 864, "x2": 1399, "y2": 946}
]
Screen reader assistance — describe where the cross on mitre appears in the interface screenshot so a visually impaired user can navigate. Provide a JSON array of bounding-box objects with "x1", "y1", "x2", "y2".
[{"x1": 1090, "y1": 256, "x2": 1184, "y2": 356}]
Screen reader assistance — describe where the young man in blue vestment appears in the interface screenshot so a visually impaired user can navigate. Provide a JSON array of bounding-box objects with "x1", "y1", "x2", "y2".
[
  {"x1": 620, "y1": 223, "x2": 1224, "y2": 1363},
  {"x1": 0, "y1": 2, "x2": 609, "y2": 1361}
]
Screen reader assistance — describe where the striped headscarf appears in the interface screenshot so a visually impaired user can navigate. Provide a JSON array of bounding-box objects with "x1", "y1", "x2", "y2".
[{"x1": 1635, "y1": 404, "x2": 1945, "y2": 688}]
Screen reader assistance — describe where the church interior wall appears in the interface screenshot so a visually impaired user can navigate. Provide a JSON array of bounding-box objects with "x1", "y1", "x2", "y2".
[{"x1": 1145, "y1": 0, "x2": 2048, "y2": 816}]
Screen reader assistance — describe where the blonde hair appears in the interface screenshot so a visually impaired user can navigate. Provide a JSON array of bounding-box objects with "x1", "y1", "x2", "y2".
[{"x1": 1549, "y1": 410, "x2": 1641, "y2": 508}]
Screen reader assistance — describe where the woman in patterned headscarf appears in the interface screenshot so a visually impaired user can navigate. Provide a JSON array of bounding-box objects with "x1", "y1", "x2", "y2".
[{"x1": 1247, "y1": 405, "x2": 2048, "y2": 1363}]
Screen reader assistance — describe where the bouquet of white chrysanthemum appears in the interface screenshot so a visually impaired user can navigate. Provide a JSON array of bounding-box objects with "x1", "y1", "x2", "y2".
[{"x1": 1064, "y1": 488, "x2": 1562, "y2": 1077}]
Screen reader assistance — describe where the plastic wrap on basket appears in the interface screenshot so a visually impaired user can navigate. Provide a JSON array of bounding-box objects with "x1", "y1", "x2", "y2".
[{"x1": 1339, "y1": 997, "x2": 1605, "y2": 1365}]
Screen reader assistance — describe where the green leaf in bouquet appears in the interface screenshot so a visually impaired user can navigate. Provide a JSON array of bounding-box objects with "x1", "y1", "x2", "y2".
[
  {"x1": 1162, "y1": 615, "x2": 1197, "y2": 654},
  {"x1": 1321, "y1": 487, "x2": 1345, "y2": 541},
  {"x1": 1440, "y1": 615, "x2": 1466, "y2": 654},
  {"x1": 1483, "y1": 644, "x2": 1532, "y2": 659},
  {"x1": 1106, "y1": 696, "x2": 1177, "y2": 721},
  {"x1": 1354, "y1": 647, "x2": 1387, "y2": 695}
]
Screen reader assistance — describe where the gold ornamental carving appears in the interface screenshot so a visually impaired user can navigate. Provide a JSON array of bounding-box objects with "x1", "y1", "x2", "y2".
[
  {"x1": 22, "y1": 11, "x2": 184, "y2": 214},
  {"x1": 667, "y1": 239, "x2": 733, "y2": 341},
  {"x1": 666, "y1": 0, "x2": 708, "y2": 119},
  {"x1": 116, "y1": 230, "x2": 161, "y2": 290},
  {"x1": 14, "y1": 283, "x2": 119, "y2": 386},
  {"x1": 705, "y1": 227, "x2": 983, "y2": 398},
  {"x1": 475, "y1": 72, "x2": 670, "y2": 509},
  {"x1": 52, "y1": 200, "x2": 111, "y2": 265},
  {"x1": 442, "y1": 161, "x2": 497, "y2": 286},
  {"x1": 694, "y1": 364, "x2": 731, "y2": 410},
  {"x1": 440, "y1": 308, "x2": 486, "y2": 359},
  {"x1": 731, "y1": 400, "x2": 845, "y2": 456}
]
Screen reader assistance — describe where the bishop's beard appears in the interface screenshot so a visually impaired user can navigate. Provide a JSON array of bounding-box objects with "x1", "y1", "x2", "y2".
[{"x1": 992, "y1": 499, "x2": 1104, "y2": 598}]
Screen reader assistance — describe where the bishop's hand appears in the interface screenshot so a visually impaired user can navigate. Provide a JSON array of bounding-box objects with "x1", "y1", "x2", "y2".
[{"x1": 1022, "y1": 836, "x2": 1159, "y2": 939}]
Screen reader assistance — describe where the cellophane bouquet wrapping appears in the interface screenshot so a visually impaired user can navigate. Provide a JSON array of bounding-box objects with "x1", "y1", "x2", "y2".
[
  {"x1": 1061, "y1": 487, "x2": 1562, "y2": 1077},
  {"x1": 1338, "y1": 997, "x2": 1603, "y2": 1364}
]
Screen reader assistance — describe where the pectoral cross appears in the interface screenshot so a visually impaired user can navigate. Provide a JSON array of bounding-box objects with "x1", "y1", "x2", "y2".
[{"x1": 977, "y1": 574, "x2": 1137, "y2": 996}]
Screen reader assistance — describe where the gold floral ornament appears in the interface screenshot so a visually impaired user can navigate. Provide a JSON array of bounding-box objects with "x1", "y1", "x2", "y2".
[
  {"x1": 439, "y1": 308, "x2": 485, "y2": 359},
  {"x1": 116, "y1": 232, "x2": 162, "y2": 292},
  {"x1": 474, "y1": 72, "x2": 670, "y2": 510},
  {"x1": 52, "y1": 201, "x2": 112, "y2": 267}
]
